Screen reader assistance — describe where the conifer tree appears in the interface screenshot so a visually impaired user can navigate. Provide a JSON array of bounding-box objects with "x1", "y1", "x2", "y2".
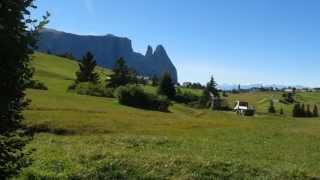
[
  {"x1": 108, "y1": 57, "x2": 137, "y2": 88},
  {"x1": 268, "y1": 100, "x2": 276, "y2": 113},
  {"x1": 306, "y1": 104, "x2": 312, "y2": 117},
  {"x1": 199, "y1": 76, "x2": 220, "y2": 108},
  {"x1": 293, "y1": 104, "x2": 301, "y2": 117},
  {"x1": 301, "y1": 104, "x2": 306, "y2": 117},
  {"x1": 158, "y1": 72, "x2": 176, "y2": 99},
  {"x1": 313, "y1": 105, "x2": 319, "y2": 117},
  {"x1": 0, "y1": 1, "x2": 49, "y2": 178},
  {"x1": 76, "y1": 52, "x2": 99, "y2": 83},
  {"x1": 207, "y1": 76, "x2": 219, "y2": 97}
]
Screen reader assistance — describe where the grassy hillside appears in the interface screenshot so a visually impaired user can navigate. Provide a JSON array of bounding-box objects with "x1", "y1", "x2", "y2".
[{"x1": 19, "y1": 53, "x2": 320, "y2": 179}]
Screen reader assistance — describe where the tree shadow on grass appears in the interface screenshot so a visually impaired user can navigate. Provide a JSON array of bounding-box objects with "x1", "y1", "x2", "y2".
[{"x1": 28, "y1": 123, "x2": 76, "y2": 136}]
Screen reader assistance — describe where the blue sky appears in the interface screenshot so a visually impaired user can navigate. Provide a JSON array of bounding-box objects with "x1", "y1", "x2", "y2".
[{"x1": 33, "y1": 0, "x2": 320, "y2": 86}]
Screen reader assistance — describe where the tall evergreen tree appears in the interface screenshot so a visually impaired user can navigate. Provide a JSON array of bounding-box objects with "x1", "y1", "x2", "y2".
[
  {"x1": 76, "y1": 52, "x2": 99, "y2": 83},
  {"x1": 313, "y1": 105, "x2": 319, "y2": 117},
  {"x1": 158, "y1": 72, "x2": 176, "y2": 99},
  {"x1": 300, "y1": 104, "x2": 306, "y2": 117},
  {"x1": 306, "y1": 104, "x2": 312, "y2": 117},
  {"x1": 0, "y1": 1, "x2": 49, "y2": 178},
  {"x1": 207, "y1": 76, "x2": 219, "y2": 97},
  {"x1": 268, "y1": 100, "x2": 276, "y2": 113},
  {"x1": 199, "y1": 76, "x2": 219, "y2": 108},
  {"x1": 293, "y1": 104, "x2": 301, "y2": 117},
  {"x1": 108, "y1": 57, "x2": 137, "y2": 88}
]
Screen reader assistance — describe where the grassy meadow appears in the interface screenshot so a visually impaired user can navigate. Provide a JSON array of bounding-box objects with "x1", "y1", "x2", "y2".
[{"x1": 17, "y1": 53, "x2": 320, "y2": 179}]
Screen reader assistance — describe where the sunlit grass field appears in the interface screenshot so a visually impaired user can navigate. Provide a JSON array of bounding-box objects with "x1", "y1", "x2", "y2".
[{"x1": 18, "y1": 53, "x2": 320, "y2": 179}]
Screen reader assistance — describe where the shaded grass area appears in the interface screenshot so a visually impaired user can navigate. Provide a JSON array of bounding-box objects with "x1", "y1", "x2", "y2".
[
  {"x1": 18, "y1": 53, "x2": 320, "y2": 179},
  {"x1": 20, "y1": 134, "x2": 319, "y2": 179}
]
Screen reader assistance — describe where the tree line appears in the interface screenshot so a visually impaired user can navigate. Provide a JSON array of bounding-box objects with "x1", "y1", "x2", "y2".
[{"x1": 73, "y1": 51, "x2": 227, "y2": 111}]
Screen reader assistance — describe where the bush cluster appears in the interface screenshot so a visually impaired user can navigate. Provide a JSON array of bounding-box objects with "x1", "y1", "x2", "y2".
[
  {"x1": 26, "y1": 80, "x2": 48, "y2": 90},
  {"x1": 117, "y1": 85, "x2": 170, "y2": 112},
  {"x1": 174, "y1": 89, "x2": 199, "y2": 104},
  {"x1": 293, "y1": 104, "x2": 319, "y2": 118},
  {"x1": 70, "y1": 82, "x2": 114, "y2": 98}
]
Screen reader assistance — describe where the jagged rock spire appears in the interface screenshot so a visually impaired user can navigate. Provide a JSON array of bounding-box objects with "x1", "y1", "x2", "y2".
[{"x1": 145, "y1": 45, "x2": 153, "y2": 57}]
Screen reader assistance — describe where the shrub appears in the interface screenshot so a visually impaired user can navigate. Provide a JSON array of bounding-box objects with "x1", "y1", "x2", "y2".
[
  {"x1": 174, "y1": 89, "x2": 199, "y2": 104},
  {"x1": 117, "y1": 85, "x2": 170, "y2": 112},
  {"x1": 215, "y1": 99, "x2": 232, "y2": 111},
  {"x1": 26, "y1": 80, "x2": 48, "y2": 90},
  {"x1": 68, "y1": 83, "x2": 77, "y2": 90},
  {"x1": 280, "y1": 108, "x2": 284, "y2": 115},
  {"x1": 73, "y1": 82, "x2": 114, "y2": 98},
  {"x1": 244, "y1": 109, "x2": 255, "y2": 116}
]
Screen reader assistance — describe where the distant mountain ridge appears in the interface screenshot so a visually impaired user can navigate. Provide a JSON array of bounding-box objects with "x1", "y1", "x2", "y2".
[
  {"x1": 37, "y1": 28, "x2": 178, "y2": 82},
  {"x1": 218, "y1": 83, "x2": 309, "y2": 90}
]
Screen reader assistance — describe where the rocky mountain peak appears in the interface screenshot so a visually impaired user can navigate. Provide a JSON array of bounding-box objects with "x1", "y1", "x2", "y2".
[
  {"x1": 37, "y1": 29, "x2": 178, "y2": 83},
  {"x1": 145, "y1": 45, "x2": 153, "y2": 57},
  {"x1": 154, "y1": 45, "x2": 167, "y2": 57}
]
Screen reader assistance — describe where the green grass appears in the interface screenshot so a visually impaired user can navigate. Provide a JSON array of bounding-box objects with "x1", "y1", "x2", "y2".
[{"x1": 17, "y1": 53, "x2": 320, "y2": 179}]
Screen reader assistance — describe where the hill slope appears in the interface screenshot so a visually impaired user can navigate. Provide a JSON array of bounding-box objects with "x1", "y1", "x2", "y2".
[{"x1": 20, "y1": 53, "x2": 320, "y2": 179}]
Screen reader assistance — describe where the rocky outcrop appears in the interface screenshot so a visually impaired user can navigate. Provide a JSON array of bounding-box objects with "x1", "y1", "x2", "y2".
[{"x1": 37, "y1": 29, "x2": 178, "y2": 82}]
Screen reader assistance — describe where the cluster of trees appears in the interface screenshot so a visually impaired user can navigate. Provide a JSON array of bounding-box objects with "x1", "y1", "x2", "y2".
[
  {"x1": 72, "y1": 53, "x2": 173, "y2": 111},
  {"x1": 108, "y1": 57, "x2": 137, "y2": 88},
  {"x1": 281, "y1": 92, "x2": 296, "y2": 104},
  {"x1": 73, "y1": 52, "x2": 216, "y2": 111},
  {"x1": 197, "y1": 77, "x2": 230, "y2": 110},
  {"x1": 293, "y1": 104, "x2": 319, "y2": 118},
  {"x1": 117, "y1": 85, "x2": 170, "y2": 112},
  {"x1": 59, "y1": 44, "x2": 206, "y2": 111},
  {"x1": 268, "y1": 100, "x2": 285, "y2": 115},
  {"x1": 0, "y1": 0, "x2": 49, "y2": 178},
  {"x1": 182, "y1": 82, "x2": 205, "y2": 89},
  {"x1": 56, "y1": 52, "x2": 77, "y2": 61}
]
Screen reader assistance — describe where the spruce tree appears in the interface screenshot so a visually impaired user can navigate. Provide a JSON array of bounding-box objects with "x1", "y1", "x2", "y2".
[
  {"x1": 301, "y1": 104, "x2": 306, "y2": 117},
  {"x1": 108, "y1": 57, "x2": 137, "y2": 88},
  {"x1": 0, "y1": 1, "x2": 49, "y2": 178},
  {"x1": 313, "y1": 105, "x2": 319, "y2": 117},
  {"x1": 207, "y1": 76, "x2": 219, "y2": 97},
  {"x1": 158, "y1": 72, "x2": 176, "y2": 99},
  {"x1": 199, "y1": 76, "x2": 219, "y2": 108},
  {"x1": 76, "y1": 52, "x2": 99, "y2": 83},
  {"x1": 306, "y1": 104, "x2": 312, "y2": 117},
  {"x1": 268, "y1": 100, "x2": 276, "y2": 113},
  {"x1": 293, "y1": 104, "x2": 301, "y2": 117}
]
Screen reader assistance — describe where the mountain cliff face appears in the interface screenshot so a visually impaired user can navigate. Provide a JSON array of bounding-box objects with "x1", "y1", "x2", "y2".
[{"x1": 37, "y1": 29, "x2": 178, "y2": 82}]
